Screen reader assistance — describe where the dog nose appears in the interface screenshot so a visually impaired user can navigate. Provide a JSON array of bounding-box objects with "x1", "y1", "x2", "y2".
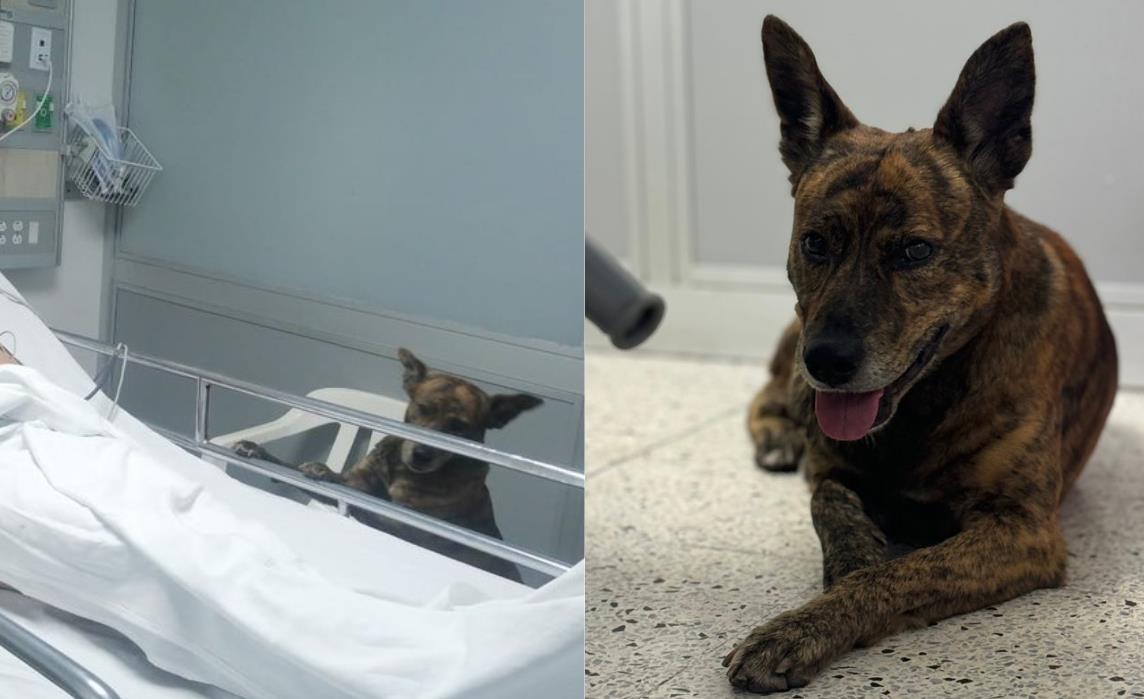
[
  {"x1": 804, "y1": 336, "x2": 864, "y2": 387},
  {"x1": 411, "y1": 444, "x2": 434, "y2": 464}
]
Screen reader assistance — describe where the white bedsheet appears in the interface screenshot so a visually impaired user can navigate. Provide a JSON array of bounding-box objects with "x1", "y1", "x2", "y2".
[{"x1": 0, "y1": 277, "x2": 584, "y2": 699}]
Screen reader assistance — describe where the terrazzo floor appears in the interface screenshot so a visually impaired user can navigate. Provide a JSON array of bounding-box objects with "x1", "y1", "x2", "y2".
[{"x1": 585, "y1": 350, "x2": 1144, "y2": 699}]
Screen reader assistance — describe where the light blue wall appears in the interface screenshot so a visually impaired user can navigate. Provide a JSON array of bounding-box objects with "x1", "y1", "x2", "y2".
[{"x1": 121, "y1": 0, "x2": 583, "y2": 348}]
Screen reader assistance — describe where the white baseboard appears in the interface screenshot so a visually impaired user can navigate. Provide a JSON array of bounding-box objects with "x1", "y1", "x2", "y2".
[
  {"x1": 1107, "y1": 307, "x2": 1144, "y2": 388},
  {"x1": 588, "y1": 282, "x2": 1144, "y2": 390},
  {"x1": 586, "y1": 284, "x2": 795, "y2": 363}
]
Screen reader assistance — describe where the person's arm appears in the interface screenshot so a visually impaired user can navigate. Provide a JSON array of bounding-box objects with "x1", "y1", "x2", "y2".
[{"x1": 0, "y1": 344, "x2": 20, "y2": 366}]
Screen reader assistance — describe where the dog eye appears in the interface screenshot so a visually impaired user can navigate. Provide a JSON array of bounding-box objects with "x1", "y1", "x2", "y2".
[
  {"x1": 902, "y1": 240, "x2": 933, "y2": 264},
  {"x1": 801, "y1": 233, "x2": 828, "y2": 261}
]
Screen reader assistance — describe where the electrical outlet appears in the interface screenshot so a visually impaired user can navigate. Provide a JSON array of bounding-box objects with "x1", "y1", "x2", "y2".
[{"x1": 29, "y1": 27, "x2": 51, "y2": 71}]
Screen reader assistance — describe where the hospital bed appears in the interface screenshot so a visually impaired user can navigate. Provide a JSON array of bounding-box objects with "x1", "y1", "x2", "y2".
[{"x1": 0, "y1": 275, "x2": 585, "y2": 699}]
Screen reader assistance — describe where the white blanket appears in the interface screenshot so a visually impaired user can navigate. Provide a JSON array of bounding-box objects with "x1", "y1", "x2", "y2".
[
  {"x1": 0, "y1": 365, "x2": 583, "y2": 699},
  {"x1": 0, "y1": 285, "x2": 583, "y2": 699}
]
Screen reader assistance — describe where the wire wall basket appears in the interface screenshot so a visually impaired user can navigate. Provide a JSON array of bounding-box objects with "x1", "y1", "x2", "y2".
[{"x1": 65, "y1": 125, "x2": 162, "y2": 207}]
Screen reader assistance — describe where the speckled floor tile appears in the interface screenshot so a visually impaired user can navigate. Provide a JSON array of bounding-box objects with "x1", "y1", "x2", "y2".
[
  {"x1": 586, "y1": 351, "x2": 1144, "y2": 699},
  {"x1": 676, "y1": 583, "x2": 1144, "y2": 699},
  {"x1": 586, "y1": 542, "x2": 820, "y2": 699},
  {"x1": 589, "y1": 415, "x2": 817, "y2": 558},
  {"x1": 585, "y1": 350, "x2": 763, "y2": 475},
  {"x1": 1084, "y1": 390, "x2": 1144, "y2": 489}
]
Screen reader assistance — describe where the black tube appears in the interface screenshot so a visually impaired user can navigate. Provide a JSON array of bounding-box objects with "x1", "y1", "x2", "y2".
[{"x1": 585, "y1": 238, "x2": 665, "y2": 349}]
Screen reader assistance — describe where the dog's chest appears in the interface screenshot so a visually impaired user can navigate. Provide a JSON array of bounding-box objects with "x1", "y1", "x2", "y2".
[
  {"x1": 386, "y1": 469, "x2": 496, "y2": 531},
  {"x1": 821, "y1": 446, "x2": 961, "y2": 548},
  {"x1": 865, "y1": 483, "x2": 961, "y2": 549},
  {"x1": 816, "y1": 409, "x2": 971, "y2": 548}
]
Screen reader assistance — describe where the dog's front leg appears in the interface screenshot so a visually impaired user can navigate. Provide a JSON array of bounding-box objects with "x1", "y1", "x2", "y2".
[
  {"x1": 232, "y1": 440, "x2": 288, "y2": 466},
  {"x1": 298, "y1": 461, "x2": 343, "y2": 483},
  {"x1": 811, "y1": 479, "x2": 888, "y2": 591},
  {"x1": 749, "y1": 320, "x2": 805, "y2": 472},
  {"x1": 724, "y1": 510, "x2": 1066, "y2": 693}
]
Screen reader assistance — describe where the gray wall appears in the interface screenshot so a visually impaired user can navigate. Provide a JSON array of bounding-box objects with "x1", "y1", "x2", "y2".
[
  {"x1": 121, "y1": 0, "x2": 583, "y2": 349},
  {"x1": 585, "y1": 0, "x2": 631, "y2": 263},
  {"x1": 110, "y1": 0, "x2": 585, "y2": 572},
  {"x1": 684, "y1": 0, "x2": 1144, "y2": 280}
]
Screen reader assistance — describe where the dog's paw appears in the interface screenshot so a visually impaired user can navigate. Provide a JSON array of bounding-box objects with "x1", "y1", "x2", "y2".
[
  {"x1": 299, "y1": 461, "x2": 337, "y2": 482},
  {"x1": 232, "y1": 440, "x2": 270, "y2": 461},
  {"x1": 723, "y1": 609, "x2": 844, "y2": 693},
  {"x1": 753, "y1": 420, "x2": 804, "y2": 472}
]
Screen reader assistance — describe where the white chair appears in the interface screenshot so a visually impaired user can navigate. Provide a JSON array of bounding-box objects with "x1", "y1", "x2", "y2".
[{"x1": 210, "y1": 387, "x2": 407, "y2": 473}]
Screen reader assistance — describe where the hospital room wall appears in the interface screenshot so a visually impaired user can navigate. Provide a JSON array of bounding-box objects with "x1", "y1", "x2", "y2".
[
  {"x1": 586, "y1": 0, "x2": 1144, "y2": 388},
  {"x1": 106, "y1": 0, "x2": 583, "y2": 571},
  {"x1": 6, "y1": 0, "x2": 119, "y2": 350}
]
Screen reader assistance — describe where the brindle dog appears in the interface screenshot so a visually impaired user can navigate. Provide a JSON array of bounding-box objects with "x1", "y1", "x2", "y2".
[
  {"x1": 725, "y1": 17, "x2": 1118, "y2": 693},
  {"x1": 234, "y1": 348, "x2": 542, "y2": 583}
]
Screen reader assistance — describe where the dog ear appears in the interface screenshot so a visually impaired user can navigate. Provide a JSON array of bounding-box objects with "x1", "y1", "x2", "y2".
[
  {"x1": 934, "y1": 22, "x2": 1034, "y2": 195},
  {"x1": 486, "y1": 394, "x2": 543, "y2": 430},
  {"x1": 761, "y1": 15, "x2": 858, "y2": 187},
  {"x1": 397, "y1": 348, "x2": 427, "y2": 395}
]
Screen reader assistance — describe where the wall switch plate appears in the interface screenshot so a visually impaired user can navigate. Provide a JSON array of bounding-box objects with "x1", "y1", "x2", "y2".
[
  {"x1": 0, "y1": 22, "x2": 14, "y2": 64},
  {"x1": 29, "y1": 27, "x2": 51, "y2": 71}
]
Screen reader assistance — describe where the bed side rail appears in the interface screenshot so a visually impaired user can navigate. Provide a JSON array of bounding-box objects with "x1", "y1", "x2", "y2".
[
  {"x1": 54, "y1": 331, "x2": 584, "y2": 488},
  {"x1": 0, "y1": 610, "x2": 121, "y2": 699},
  {"x1": 154, "y1": 427, "x2": 570, "y2": 578},
  {"x1": 54, "y1": 330, "x2": 579, "y2": 579}
]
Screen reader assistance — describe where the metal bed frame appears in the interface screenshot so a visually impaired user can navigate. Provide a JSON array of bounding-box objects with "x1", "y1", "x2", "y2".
[
  {"x1": 0, "y1": 611, "x2": 120, "y2": 699},
  {"x1": 0, "y1": 330, "x2": 584, "y2": 699}
]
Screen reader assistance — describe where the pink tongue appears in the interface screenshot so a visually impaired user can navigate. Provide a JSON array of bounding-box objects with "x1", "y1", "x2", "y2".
[{"x1": 815, "y1": 389, "x2": 884, "y2": 441}]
